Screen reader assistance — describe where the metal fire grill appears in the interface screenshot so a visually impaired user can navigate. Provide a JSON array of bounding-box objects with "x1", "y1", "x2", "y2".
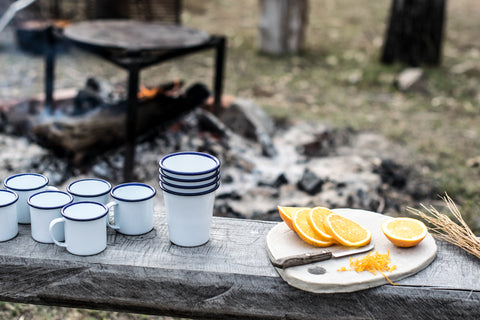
[{"x1": 44, "y1": 19, "x2": 226, "y2": 182}]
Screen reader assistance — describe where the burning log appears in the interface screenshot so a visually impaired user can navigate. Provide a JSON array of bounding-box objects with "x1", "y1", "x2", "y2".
[{"x1": 1, "y1": 79, "x2": 210, "y2": 163}]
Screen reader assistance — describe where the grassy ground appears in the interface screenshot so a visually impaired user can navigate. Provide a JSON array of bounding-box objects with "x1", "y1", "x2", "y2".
[
  {"x1": 180, "y1": 0, "x2": 480, "y2": 227},
  {"x1": 0, "y1": 0, "x2": 479, "y2": 319}
]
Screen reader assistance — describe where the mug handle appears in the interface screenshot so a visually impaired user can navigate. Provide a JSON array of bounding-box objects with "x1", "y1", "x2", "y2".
[
  {"x1": 49, "y1": 217, "x2": 66, "y2": 248},
  {"x1": 106, "y1": 201, "x2": 120, "y2": 230},
  {"x1": 46, "y1": 186, "x2": 59, "y2": 191}
]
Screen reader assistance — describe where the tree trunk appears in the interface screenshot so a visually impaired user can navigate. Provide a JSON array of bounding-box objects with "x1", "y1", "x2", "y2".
[
  {"x1": 381, "y1": 0, "x2": 446, "y2": 66},
  {"x1": 258, "y1": 0, "x2": 308, "y2": 55}
]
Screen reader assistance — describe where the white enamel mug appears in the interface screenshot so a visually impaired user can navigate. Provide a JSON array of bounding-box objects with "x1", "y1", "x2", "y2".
[
  {"x1": 4, "y1": 173, "x2": 56, "y2": 224},
  {"x1": 161, "y1": 184, "x2": 219, "y2": 247},
  {"x1": 159, "y1": 151, "x2": 220, "y2": 180},
  {"x1": 67, "y1": 178, "x2": 112, "y2": 205},
  {"x1": 0, "y1": 190, "x2": 19, "y2": 242},
  {"x1": 28, "y1": 190, "x2": 73, "y2": 243},
  {"x1": 49, "y1": 201, "x2": 109, "y2": 256},
  {"x1": 107, "y1": 183, "x2": 156, "y2": 235}
]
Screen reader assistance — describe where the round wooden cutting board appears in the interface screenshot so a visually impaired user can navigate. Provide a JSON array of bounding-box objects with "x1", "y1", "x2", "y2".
[{"x1": 266, "y1": 208, "x2": 437, "y2": 293}]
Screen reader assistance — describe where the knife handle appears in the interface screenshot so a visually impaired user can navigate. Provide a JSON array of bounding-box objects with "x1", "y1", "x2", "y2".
[{"x1": 272, "y1": 250, "x2": 333, "y2": 269}]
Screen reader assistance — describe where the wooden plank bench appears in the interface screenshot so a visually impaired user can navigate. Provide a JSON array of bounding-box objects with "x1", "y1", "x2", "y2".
[{"x1": 0, "y1": 215, "x2": 478, "y2": 319}]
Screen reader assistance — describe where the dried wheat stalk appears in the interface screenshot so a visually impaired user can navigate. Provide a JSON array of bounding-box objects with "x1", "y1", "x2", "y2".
[{"x1": 407, "y1": 193, "x2": 480, "y2": 259}]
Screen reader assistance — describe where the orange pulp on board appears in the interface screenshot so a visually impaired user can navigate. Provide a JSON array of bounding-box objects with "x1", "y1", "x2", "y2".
[
  {"x1": 292, "y1": 208, "x2": 334, "y2": 247},
  {"x1": 338, "y1": 251, "x2": 398, "y2": 285},
  {"x1": 324, "y1": 213, "x2": 372, "y2": 247},
  {"x1": 381, "y1": 217, "x2": 428, "y2": 247}
]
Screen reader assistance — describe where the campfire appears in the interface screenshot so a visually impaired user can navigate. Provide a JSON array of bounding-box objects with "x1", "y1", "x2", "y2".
[
  {"x1": 137, "y1": 79, "x2": 183, "y2": 100},
  {"x1": 0, "y1": 77, "x2": 209, "y2": 163},
  {"x1": 137, "y1": 85, "x2": 160, "y2": 100}
]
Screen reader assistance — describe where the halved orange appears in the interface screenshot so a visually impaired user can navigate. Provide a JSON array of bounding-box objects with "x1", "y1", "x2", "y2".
[
  {"x1": 277, "y1": 206, "x2": 309, "y2": 231},
  {"x1": 324, "y1": 213, "x2": 372, "y2": 247},
  {"x1": 292, "y1": 208, "x2": 334, "y2": 247},
  {"x1": 381, "y1": 217, "x2": 428, "y2": 248},
  {"x1": 308, "y1": 207, "x2": 335, "y2": 242}
]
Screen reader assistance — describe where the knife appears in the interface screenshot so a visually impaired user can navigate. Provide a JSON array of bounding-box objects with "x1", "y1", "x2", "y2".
[{"x1": 271, "y1": 243, "x2": 374, "y2": 269}]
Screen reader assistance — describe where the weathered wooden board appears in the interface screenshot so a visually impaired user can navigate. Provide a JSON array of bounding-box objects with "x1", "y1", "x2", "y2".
[
  {"x1": 0, "y1": 214, "x2": 478, "y2": 320},
  {"x1": 266, "y1": 208, "x2": 437, "y2": 293}
]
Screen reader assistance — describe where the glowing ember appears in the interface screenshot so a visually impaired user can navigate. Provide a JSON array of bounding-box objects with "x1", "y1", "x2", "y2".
[{"x1": 138, "y1": 85, "x2": 159, "y2": 99}]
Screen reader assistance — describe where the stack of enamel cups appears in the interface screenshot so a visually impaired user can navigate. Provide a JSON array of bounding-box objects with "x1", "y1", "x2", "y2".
[{"x1": 159, "y1": 151, "x2": 220, "y2": 247}]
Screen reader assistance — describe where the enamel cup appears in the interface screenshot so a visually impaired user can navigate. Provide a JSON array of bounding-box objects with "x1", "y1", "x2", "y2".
[
  {"x1": 159, "y1": 151, "x2": 220, "y2": 180},
  {"x1": 67, "y1": 178, "x2": 112, "y2": 205},
  {"x1": 49, "y1": 201, "x2": 109, "y2": 256},
  {"x1": 161, "y1": 184, "x2": 219, "y2": 247},
  {"x1": 159, "y1": 171, "x2": 219, "y2": 187},
  {"x1": 159, "y1": 176, "x2": 220, "y2": 194},
  {"x1": 4, "y1": 173, "x2": 56, "y2": 224},
  {"x1": 158, "y1": 151, "x2": 221, "y2": 247},
  {"x1": 28, "y1": 190, "x2": 73, "y2": 243},
  {"x1": 107, "y1": 183, "x2": 156, "y2": 235},
  {"x1": 0, "y1": 190, "x2": 19, "y2": 242}
]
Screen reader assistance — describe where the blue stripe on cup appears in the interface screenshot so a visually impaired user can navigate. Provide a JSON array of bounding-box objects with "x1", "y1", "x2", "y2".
[
  {"x1": 67, "y1": 178, "x2": 112, "y2": 197},
  {"x1": 159, "y1": 181, "x2": 220, "y2": 197},
  {"x1": 111, "y1": 183, "x2": 156, "y2": 202},
  {"x1": 28, "y1": 190, "x2": 73, "y2": 210},
  {"x1": 61, "y1": 201, "x2": 109, "y2": 221},
  {"x1": 159, "y1": 151, "x2": 220, "y2": 177},
  {"x1": 0, "y1": 190, "x2": 19, "y2": 208},
  {"x1": 159, "y1": 168, "x2": 220, "y2": 183},
  {"x1": 4, "y1": 173, "x2": 49, "y2": 191},
  {"x1": 159, "y1": 174, "x2": 220, "y2": 190}
]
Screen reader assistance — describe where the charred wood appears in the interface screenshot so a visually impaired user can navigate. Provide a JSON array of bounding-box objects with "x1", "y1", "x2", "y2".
[{"x1": 0, "y1": 79, "x2": 209, "y2": 164}]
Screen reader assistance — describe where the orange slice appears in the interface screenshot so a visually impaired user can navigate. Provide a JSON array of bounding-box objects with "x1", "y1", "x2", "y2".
[
  {"x1": 308, "y1": 207, "x2": 335, "y2": 242},
  {"x1": 292, "y1": 208, "x2": 334, "y2": 247},
  {"x1": 381, "y1": 217, "x2": 428, "y2": 248},
  {"x1": 277, "y1": 206, "x2": 309, "y2": 231},
  {"x1": 324, "y1": 213, "x2": 372, "y2": 247}
]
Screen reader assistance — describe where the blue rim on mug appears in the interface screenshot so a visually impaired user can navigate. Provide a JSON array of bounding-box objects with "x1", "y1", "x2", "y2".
[
  {"x1": 159, "y1": 168, "x2": 220, "y2": 182},
  {"x1": 159, "y1": 180, "x2": 219, "y2": 194},
  {"x1": 111, "y1": 182, "x2": 156, "y2": 202},
  {"x1": 3, "y1": 173, "x2": 49, "y2": 191},
  {"x1": 67, "y1": 178, "x2": 112, "y2": 197},
  {"x1": 159, "y1": 181, "x2": 220, "y2": 197},
  {"x1": 28, "y1": 190, "x2": 73, "y2": 210},
  {"x1": 61, "y1": 201, "x2": 109, "y2": 221},
  {"x1": 159, "y1": 151, "x2": 220, "y2": 176},
  {"x1": 0, "y1": 189, "x2": 19, "y2": 208},
  {"x1": 159, "y1": 174, "x2": 220, "y2": 190}
]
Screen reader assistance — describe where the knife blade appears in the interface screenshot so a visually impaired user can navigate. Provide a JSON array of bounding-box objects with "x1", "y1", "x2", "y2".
[{"x1": 271, "y1": 243, "x2": 374, "y2": 269}]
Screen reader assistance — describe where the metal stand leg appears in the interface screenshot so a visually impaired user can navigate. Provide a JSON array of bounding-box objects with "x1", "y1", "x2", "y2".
[
  {"x1": 124, "y1": 67, "x2": 140, "y2": 182},
  {"x1": 213, "y1": 36, "x2": 226, "y2": 115},
  {"x1": 45, "y1": 26, "x2": 56, "y2": 114}
]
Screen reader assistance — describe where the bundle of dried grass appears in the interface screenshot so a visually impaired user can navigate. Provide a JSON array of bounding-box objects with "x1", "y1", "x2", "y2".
[{"x1": 407, "y1": 193, "x2": 480, "y2": 259}]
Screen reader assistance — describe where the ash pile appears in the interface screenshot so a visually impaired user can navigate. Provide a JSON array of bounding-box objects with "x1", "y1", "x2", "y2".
[
  {"x1": 206, "y1": 99, "x2": 434, "y2": 220},
  {"x1": 0, "y1": 96, "x2": 435, "y2": 220}
]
